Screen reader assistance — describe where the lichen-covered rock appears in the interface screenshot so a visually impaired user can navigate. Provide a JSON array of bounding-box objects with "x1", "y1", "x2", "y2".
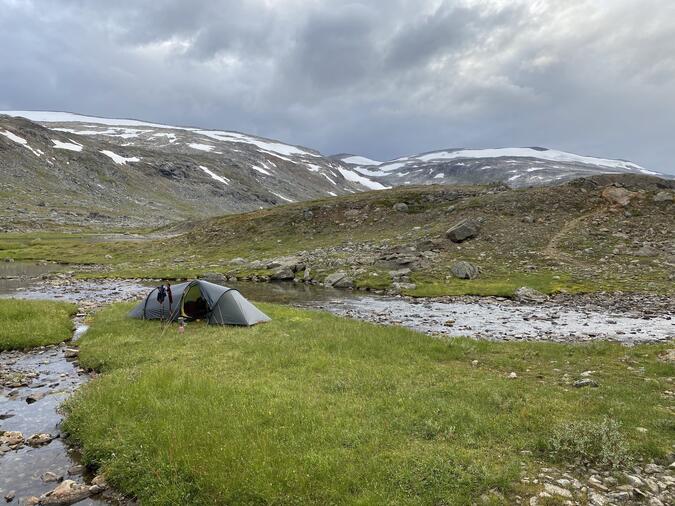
[
  {"x1": 324, "y1": 272, "x2": 353, "y2": 288},
  {"x1": 602, "y1": 186, "x2": 637, "y2": 207},
  {"x1": 446, "y1": 219, "x2": 480, "y2": 242},
  {"x1": 514, "y1": 286, "x2": 548, "y2": 303},
  {"x1": 450, "y1": 261, "x2": 480, "y2": 280},
  {"x1": 40, "y1": 480, "x2": 91, "y2": 505}
]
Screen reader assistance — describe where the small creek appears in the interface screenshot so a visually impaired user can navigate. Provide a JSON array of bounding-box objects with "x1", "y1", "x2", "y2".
[
  {"x1": 0, "y1": 321, "x2": 108, "y2": 504},
  {"x1": 0, "y1": 272, "x2": 673, "y2": 502}
]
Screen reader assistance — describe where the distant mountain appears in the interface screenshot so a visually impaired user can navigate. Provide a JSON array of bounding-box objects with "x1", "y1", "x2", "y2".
[
  {"x1": 1, "y1": 110, "x2": 669, "y2": 231},
  {"x1": 0, "y1": 111, "x2": 376, "y2": 229},
  {"x1": 336, "y1": 147, "x2": 666, "y2": 189}
]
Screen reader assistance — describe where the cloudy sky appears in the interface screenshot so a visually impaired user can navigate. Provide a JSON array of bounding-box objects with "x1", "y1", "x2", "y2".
[{"x1": 1, "y1": 0, "x2": 674, "y2": 173}]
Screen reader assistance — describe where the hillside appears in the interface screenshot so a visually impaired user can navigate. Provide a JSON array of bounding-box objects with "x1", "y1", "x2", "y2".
[
  {"x1": 0, "y1": 112, "x2": 372, "y2": 230},
  {"x1": 2, "y1": 173, "x2": 673, "y2": 297},
  {"x1": 337, "y1": 147, "x2": 667, "y2": 189}
]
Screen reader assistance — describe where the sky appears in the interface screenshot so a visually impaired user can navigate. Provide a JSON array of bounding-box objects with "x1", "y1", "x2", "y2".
[{"x1": 1, "y1": 0, "x2": 674, "y2": 173}]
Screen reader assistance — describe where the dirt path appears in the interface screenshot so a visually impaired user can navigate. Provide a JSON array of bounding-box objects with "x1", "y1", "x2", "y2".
[{"x1": 542, "y1": 207, "x2": 606, "y2": 266}]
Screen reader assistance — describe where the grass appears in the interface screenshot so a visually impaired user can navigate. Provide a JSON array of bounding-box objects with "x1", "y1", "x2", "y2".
[
  {"x1": 0, "y1": 299, "x2": 77, "y2": 350},
  {"x1": 63, "y1": 303, "x2": 674, "y2": 505}
]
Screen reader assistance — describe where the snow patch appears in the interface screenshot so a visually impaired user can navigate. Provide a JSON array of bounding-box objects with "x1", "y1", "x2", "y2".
[
  {"x1": 252, "y1": 165, "x2": 271, "y2": 176},
  {"x1": 51, "y1": 139, "x2": 82, "y2": 152},
  {"x1": 341, "y1": 155, "x2": 382, "y2": 166},
  {"x1": 188, "y1": 143, "x2": 215, "y2": 152},
  {"x1": 337, "y1": 168, "x2": 388, "y2": 190},
  {"x1": 322, "y1": 173, "x2": 337, "y2": 185},
  {"x1": 100, "y1": 150, "x2": 140, "y2": 165},
  {"x1": 0, "y1": 129, "x2": 41, "y2": 156},
  {"x1": 198, "y1": 165, "x2": 229, "y2": 185},
  {"x1": 270, "y1": 191, "x2": 294, "y2": 202}
]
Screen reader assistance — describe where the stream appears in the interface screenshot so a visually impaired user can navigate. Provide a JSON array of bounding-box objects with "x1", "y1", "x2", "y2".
[{"x1": 0, "y1": 271, "x2": 673, "y2": 503}]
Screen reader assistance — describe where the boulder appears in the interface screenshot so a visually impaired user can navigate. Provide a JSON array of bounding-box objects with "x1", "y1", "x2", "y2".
[
  {"x1": 324, "y1": 272, "x2": 353, "y2": 288},
  {"x1": 602, "y1": 187, "x2": 636, "y2": 207},
  {"x1": 63, "y1": 348, "x2": 79, "y2": 358},
  {"x1": 41, "y1": 472, "x2": 61, "y2": 483},
  {"x1": 634, "y1": 245, "x2": 659, "y2": 257},
  {"x1": 514, "y1": 287, "x2": 548, "y2": 303},
  {"x1": 200, "y1": 272, "x2": 227, "y2": 284},
  {"x1": 450, "y1": 261, "x2": 480, "y2": 280},
  {"x1": 88, "y1": 475, "x2": 108, "y2": 495},
  {"x1": 574, "y1": 379, "x2": 599, "y2": 388},
  {"x1": 25, "y1": 391, "x2": 47, "y2": 404},
  {"x1": 270, "y1": 267, "x2": 294, "y2": 281},
  {"x1": 228, "y1": 257, "x2": 247, "y2": 265},
  {"x1": 40, "y1": 480, "x2": 91, "y2": 506},
  {"x1": 26, "y1": 433, "x2": 54, "y2": 447},
  {"x1": 0, "y1": 431, "x2": 24, "y2": 448},
  {"x1": 446, "y1": 219, "x2": 481, "y2": 242},
  {"x1": 302, "y1": 208, "x2": 314, "y2": 220},
  {"x1": 653, "y1": 191, "x2": 673, "y2": 203},
  {"x1": 392, "y1": 202, "x2": 409, "y2": 213}
]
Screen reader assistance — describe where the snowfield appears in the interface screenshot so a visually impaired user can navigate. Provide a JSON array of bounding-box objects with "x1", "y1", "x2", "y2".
[
  {"x1": 341, "y1": 155, "x2": 382, "y2": 166},
  {"x1": 51, "y1": 139, "x2": 83, "y2": 152},
  {"x1": 337, "y1": 167, "x2": 389, "y2": 190},
  {"x1": 100, "y1": 150, "x2": 140, "y2": 165}
]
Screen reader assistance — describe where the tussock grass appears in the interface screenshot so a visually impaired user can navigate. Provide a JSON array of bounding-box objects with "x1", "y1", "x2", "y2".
[
  {"x1": 0, "y1": 299, "x2": 76, "y2": 350},
  {"x1": 63, "y1": 303, "x2": 674, "y2": 504}
]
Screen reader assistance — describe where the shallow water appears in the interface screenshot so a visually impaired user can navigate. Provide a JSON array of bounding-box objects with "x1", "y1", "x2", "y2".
[
  {"x1": 0, "y1": 261, "x2": 57, "y2": 295},
  {"x1": 0, "y1": 323, "x2": 107, "y2": 504}
]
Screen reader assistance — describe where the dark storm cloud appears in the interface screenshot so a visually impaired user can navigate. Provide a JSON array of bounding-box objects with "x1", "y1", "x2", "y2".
[{"x1": 0, "y1": 0, "x2": 674, "y2": 173}]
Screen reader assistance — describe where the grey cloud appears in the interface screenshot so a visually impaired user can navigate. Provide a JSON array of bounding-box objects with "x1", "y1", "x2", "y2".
[{"x1": 0, "y1": 0, "x2": 673, "y2": 173}]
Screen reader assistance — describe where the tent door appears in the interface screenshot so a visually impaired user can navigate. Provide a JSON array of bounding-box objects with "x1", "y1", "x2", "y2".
[{"x1": 181, "y1": 283, "x2": 210, "y2": 321}]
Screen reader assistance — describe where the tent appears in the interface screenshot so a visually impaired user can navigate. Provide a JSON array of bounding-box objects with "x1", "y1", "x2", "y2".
[{"x1": 128, "y1": 280, "x2": 271, "y2": 326}]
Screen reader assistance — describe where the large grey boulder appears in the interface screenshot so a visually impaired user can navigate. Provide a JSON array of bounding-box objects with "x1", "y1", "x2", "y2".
[
  {"x1": 270, "y1": 267, "x2": 295, "y2": 281},
  {"x1": 446, "y1": 219, "x2": 481, "y2": 242},
  {"x1": 39, "y1": 480, "x2": 91, "y2": 505},
  {"x1": 392, "y1": 202, "x2": 409, "y2": 213},
  {"x1": 450, "y1": 261, "x2": 480, "y2": 279},
  {"x1": 324, "y1": 272, "x2": 353, "y2": 288},
  {"x1": 653, "y1": 191, "x2": 673, "y2": 203},
  {"x1": 514, "y1": 286, "x2": 548, "y2": 303}
]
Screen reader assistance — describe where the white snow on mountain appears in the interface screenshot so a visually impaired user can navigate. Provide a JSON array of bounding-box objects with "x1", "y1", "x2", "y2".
[
  {"x1": 100, "y1": 150, "x2": 140, "y2": 165},
  {"x1": 337, "y1": 167, "x2": 389, "y2": 190},
  {"x1": 0, "y1": 129, "x2": 41, "y2": 156},
  {"x1": 270, "y1": 191, "x2": 294, "y2": 202},
  {"x1": 199, "y1": 165, "x2": 229, "y2": 185},
  {"x1": 51, "y1": 139, "x2": 83, "y2": 152},
  {"x1": 340, "y1": 155, "x2": 382, "y2": 166},
  {"x1": 189, "y1": 143, "x2": 215, "y2": 152},
  {"x1": 375, "y1": 147, "x2": 653, "y2": 173}
]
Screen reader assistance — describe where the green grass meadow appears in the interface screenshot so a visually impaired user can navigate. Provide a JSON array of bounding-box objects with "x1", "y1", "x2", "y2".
[
  {"x1": 0, "y1": 298, "x2": 77, "y2": 350},
  {"x1": 63, "y1": 303, "x2": 674, "y2": 505}
]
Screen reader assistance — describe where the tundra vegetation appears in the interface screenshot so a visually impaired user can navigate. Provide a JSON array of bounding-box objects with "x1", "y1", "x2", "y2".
[
  {"x1": 62, "y1": 303, "x2": 674, "y2": 505},
  {"x1": 1, "y1": 175, "x2": 673, "y2": 298}
]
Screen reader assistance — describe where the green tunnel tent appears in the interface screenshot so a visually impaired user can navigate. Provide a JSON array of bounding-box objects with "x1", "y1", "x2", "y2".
[{"x1": 128, "y1": 280, "x2": 271, "y2": 326}]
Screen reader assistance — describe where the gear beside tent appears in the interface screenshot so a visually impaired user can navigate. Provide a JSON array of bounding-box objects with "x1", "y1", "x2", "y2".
[{"x1": 128, "y1": 280, "x2": 270, "y2": 326}]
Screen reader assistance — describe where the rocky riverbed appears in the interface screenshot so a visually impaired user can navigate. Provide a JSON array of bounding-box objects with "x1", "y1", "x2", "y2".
[
  {"x1": 308, "y1": 293, "x2": 674, "y2": 344},
  {"x1": 0, "y1": 321, "x2": 121, "y2": 505}
]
